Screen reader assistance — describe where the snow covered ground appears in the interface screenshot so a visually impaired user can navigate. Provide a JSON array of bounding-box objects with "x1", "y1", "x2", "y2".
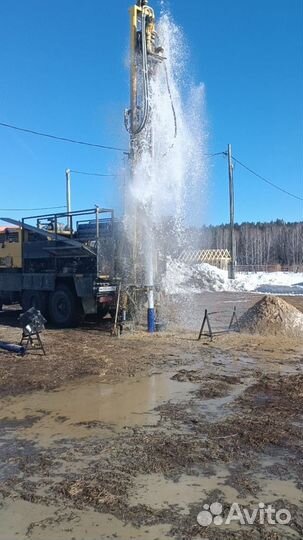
[{"x1": 163, "y1": 259, "x2": 303, "y2": 296}]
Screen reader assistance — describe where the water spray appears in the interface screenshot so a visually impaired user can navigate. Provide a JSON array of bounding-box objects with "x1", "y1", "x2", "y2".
[{"x1": 124, "y1": 2, "x2": 203, "y2": 333}]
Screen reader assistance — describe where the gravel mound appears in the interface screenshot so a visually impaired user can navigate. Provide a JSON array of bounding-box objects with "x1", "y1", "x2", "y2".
[{"x1": 238, "y1": 295, "x2": 303, "y2": 336}]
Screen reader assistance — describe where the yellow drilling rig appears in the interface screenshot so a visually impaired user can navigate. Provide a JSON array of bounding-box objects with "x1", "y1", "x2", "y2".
[
  {"x1": 125, "y1": 0, "x2": 165, "y2": 332},
  {"x1": 127, "y1": 0, "x2": 164, "y2": 137}
]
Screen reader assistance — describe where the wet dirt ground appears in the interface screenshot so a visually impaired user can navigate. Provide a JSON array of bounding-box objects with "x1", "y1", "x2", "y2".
[{"x1": 0, "y1": 292, "x2": 302, "y2": 539}]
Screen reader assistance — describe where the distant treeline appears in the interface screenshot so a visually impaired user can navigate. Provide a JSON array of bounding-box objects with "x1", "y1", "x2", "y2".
[{"x1": 185, "y1": 220, "x2": 303, "y2": 266}]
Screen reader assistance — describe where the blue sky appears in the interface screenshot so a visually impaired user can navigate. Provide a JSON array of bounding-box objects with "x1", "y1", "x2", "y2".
[{"x1": 0, "y1": 0, "x2": 302, "y2": 225}]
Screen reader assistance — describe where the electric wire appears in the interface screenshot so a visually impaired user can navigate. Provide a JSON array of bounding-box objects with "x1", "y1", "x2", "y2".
[
  {"x1": 230, "y1": 154, "x2": 303, "y2": 202},
  {"x1": 0, "y1": 206, "x2": 66, "y2": 212},
  {"x1": 207, "y1": 151, "x2": 226, "y2": 157},
  {"x1": 1, "y1": 152, "x2": 299, "y2": 212},
  {"x1": 70, "y1": 169, "x2": 120, "y2": 177},
  {"x1": 0, "y1": 121, "x2": 127, "y2": 152}
]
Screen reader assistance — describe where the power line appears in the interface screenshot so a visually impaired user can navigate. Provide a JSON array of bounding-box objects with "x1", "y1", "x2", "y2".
[
  {"x1": 0, "y1": 170, "x2": 123, "y2": 211},
  {"x1": 71, "y1": 156, "x2": 225, "y2": 177},
  {"x1": 224, "y1": 152, "x2": 303, "y2": 202},
  {"x1": 0, "y1": 119, "x2": 224, "y2": 158},
  {"x1": 0, "y1": 205, "x2": 66, "y2": 212},
  {"x1": 70, "y1": 169, "x2": 121, "y2": 177},
  {"x1": 206, "y1": 151, "x2": 225, "y2": 157},
  {"x1": 0, "y1": 121, "x2": 127, "y2": 153}
]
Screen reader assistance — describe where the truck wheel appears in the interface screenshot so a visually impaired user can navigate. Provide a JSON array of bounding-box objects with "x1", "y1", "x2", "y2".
[
  {"x1": 49, "y1": 284, "x2": 82, "y2": 327},
  {"x1": 21, "y1": 290, "x2": 48, "y2": 317},
  {"x1": 97, "y1": 305, "x2": 110, "y2": 319}
]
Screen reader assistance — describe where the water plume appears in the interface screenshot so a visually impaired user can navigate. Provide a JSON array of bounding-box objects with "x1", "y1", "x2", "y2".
[{"x1": 125, "y1": 8, "x2": 207, "y2": 288}]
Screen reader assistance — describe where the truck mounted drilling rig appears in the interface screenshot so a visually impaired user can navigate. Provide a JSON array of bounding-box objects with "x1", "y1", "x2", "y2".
[
  {"x1": 125, "y1": 0, "x2": 165, "y2": 333},
  {"x1": 0, "y1": 1, "x2": 171, "y2": 331},
  {"x1": 0, "y1": 208, "x2": 118, "y2": 327}
]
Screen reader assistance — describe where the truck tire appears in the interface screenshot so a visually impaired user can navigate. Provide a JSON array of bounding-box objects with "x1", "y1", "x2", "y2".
[
  {"x1": 97, "y1": 305, "x2": 110, "y2": 319},
  {"x1": 21, "y1": 290, "x2": 48, "y2": 317},
  {"x1": 49, "y1": 284, "x2": 82, "y2": 327}
]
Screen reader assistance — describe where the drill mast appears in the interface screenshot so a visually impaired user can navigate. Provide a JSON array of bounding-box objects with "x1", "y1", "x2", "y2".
[{"x1": 126, "y1": 0, "x2": 164, "y2": 333}]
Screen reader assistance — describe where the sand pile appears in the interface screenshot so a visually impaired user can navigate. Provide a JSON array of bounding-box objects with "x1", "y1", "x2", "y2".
[{"x1": 238, "y1": 295, "x2": 303, "y2": 336}]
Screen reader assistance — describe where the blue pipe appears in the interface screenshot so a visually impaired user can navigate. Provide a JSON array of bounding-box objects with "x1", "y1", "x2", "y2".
[
  {"x1": 147, "y1": 308, "x2": 156, "y2": 333},
  {"x1": 0, "y1": 341, "x2": 25, "y2": 355}
]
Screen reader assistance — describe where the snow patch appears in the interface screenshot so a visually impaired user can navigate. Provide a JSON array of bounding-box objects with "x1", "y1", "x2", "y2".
[{"x1": 163, "y1": 259, "x2": 303, "y2": 296}]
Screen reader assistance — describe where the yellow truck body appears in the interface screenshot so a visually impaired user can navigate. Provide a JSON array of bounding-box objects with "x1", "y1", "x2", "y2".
[{"x1": 0, "y1": 226, "x2": 22, "y2": 269}]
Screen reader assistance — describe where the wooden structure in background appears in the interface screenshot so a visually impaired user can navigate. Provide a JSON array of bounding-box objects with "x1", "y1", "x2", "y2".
[{"x1": 178, "y1": 249, "x2": 231, "y2": 270}]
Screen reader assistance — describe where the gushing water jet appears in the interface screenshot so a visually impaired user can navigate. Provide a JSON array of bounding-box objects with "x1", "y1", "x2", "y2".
[{"x1": 124, "y1": 1, "x2": 206, "y2": 332}]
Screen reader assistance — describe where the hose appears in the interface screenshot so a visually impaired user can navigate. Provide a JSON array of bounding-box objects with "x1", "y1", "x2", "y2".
[
  {"x1": 131, "y1": 12, "x2": 150, "y2": 135},
  {"x1": 128, "y1": 11, "x2": 177, "y2": 145},
  {"x1": 160, "y1": 61, "x2": 178, "y2": 158},
  {"x1": 163, "y1": 62, "x2": 177, "y2": 140}
]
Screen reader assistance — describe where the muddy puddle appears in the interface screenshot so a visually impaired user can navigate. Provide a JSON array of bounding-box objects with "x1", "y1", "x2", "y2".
[
  {"x1": 0, "y1": 498, "x2": 171, "y2": 540},
  {"x1": 0, "y1": 350, "x2": 302, "y2": 540},
  {"x1": 0, "y1": 350, "x2": 255, "y2": 445},
  {"x1": 128, "y1": 466, "x2": 239, "y2": 513},
  {"x1": 0, "y1": 371, "x2": 198, "y2": 445},
  {"x1": 0, "y1": 369, "x2": 202, "y2": 539},
  {"x1": 195, "y1": 382, "x2": 251, "y2": 422},
  {"x1": 128, "y1": 454, "x2": 303, "y2": 512}
]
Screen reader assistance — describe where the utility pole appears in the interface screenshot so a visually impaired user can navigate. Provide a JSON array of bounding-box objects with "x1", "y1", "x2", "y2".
[
  {"x1": 65, "y1": 168, "x2": 72, "y2": 232},
  {"x1": 227, "y1": 144, "x2": 236, "y2": 279},
  {"x1": 95, "y1": 205, "x2": 100, "y2": 276}
]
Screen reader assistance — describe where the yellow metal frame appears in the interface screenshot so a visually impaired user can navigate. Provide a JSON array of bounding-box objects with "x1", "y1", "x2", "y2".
[
  {"x1": 129, "y1": 3, "x2": 156, "y2": 129},
  {"x1": 0, "y1": 227, "x2": 22, "y2": 268}
]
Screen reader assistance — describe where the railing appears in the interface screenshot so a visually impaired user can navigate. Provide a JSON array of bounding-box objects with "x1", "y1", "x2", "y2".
[{"x1": 236, "y1": 264, "x2": 303, "y2": 273}]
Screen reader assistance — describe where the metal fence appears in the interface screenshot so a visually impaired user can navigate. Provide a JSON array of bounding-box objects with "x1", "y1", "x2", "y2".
[{"x1": 236, "y1": 264, "x2": 303, "y2": 273}]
